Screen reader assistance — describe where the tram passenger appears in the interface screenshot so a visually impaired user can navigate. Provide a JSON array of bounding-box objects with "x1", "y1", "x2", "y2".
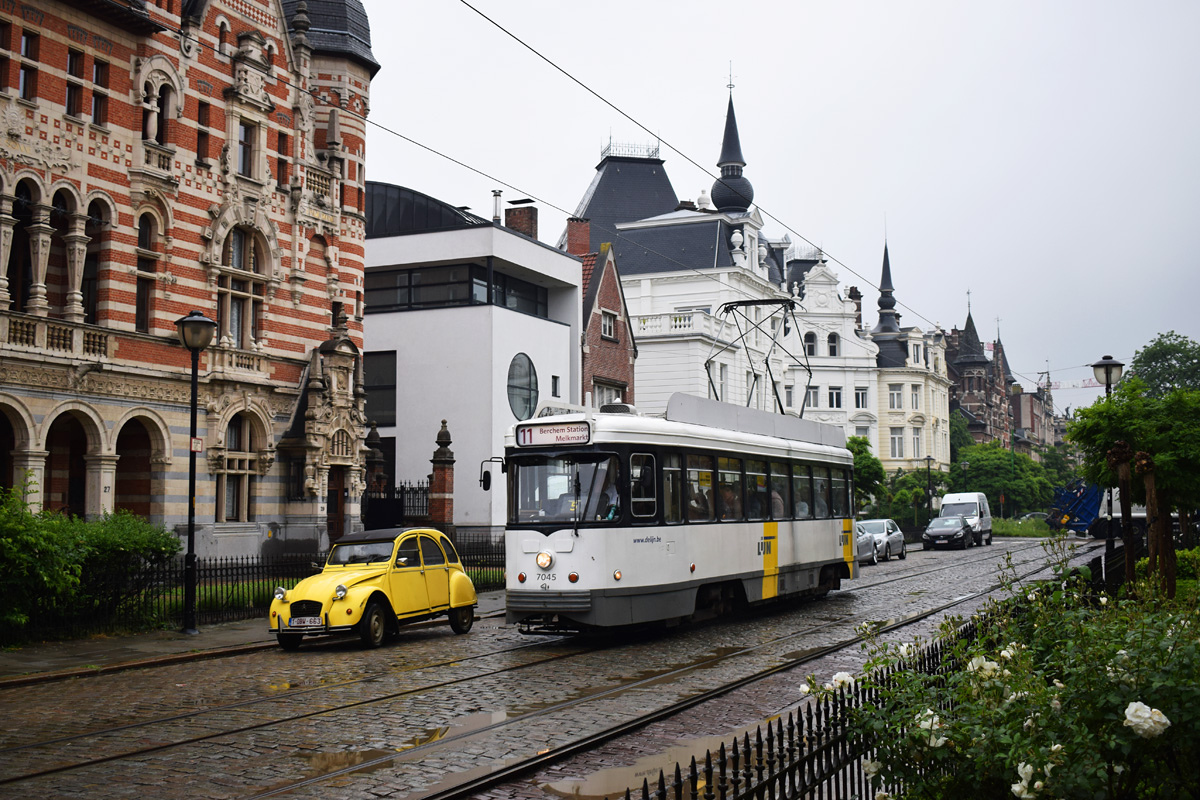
[
  {"x1": 687, "y1": 486, "x2": 711, "y2": 521},
  {"x1": 598, "y1": 471, "x2": 620, "y2": 521},
  {"x1": 718, "y1": 483, "x2": 742, "y2": 520}
]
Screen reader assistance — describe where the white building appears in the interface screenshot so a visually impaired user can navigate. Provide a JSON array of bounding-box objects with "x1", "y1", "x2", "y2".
[
  {"x1": 563, "y1": 98, "x2": 882, "y2": 450},
  {"x1": 363, "y1": 183, "x2": 581, "y2": 539}
]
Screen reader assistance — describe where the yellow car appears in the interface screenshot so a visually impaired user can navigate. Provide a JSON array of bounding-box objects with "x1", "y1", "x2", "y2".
[{"x1": 269, "y1": 528, "x2": 478, "y2": 650}]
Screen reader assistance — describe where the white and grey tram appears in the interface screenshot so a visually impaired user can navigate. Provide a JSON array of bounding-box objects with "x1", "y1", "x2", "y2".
[{"x1": 501, "y1": 393, "x2": 857, "y2": 633}]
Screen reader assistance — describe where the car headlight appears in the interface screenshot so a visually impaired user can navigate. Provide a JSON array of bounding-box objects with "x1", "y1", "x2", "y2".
[
  {"x1": 274, "y1": 586, "x2": 287, "y2": 601},
  {"x1": 335, "y1": 584, "x2": 348, "y2": 599},
  {"x1": 535, "y1": 551, "x2": 554, "y2": 570}
]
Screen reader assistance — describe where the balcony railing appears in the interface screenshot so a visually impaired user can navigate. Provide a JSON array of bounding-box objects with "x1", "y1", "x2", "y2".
[
  {"x1": 306, "y1": 169, "x2": 332, "y2": 199},
  {"x1": 1, "y1": 314, "x2": 112, "y2": 358},
  {"x1": 637, "y1": 310, "x2": 737, "y2": 341}
]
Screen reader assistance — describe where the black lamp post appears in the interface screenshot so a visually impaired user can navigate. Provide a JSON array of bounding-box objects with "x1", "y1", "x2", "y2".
[
  {"x1": 925, "y1": 455, "x2": 935, "y2": 523},
  {"x1": 176, "y1": 310, "x2": 217, "y2": 635},
  {"x1": 1092, "y1": 355, "x2": 1125, "y2": 553},
  {"x1": 960, "y1": 460, "x2": 969, "y2": 489}
]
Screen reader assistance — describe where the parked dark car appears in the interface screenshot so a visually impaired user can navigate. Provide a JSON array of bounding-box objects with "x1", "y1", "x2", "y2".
[
  {"x1": 923, "y1": 515, "x2": 973, "y2": 550},
  {"x1": 1020, "y1": 511, "x2": 1049, "y2": 522}
]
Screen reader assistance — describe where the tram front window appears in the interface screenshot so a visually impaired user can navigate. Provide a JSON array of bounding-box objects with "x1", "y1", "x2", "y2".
[{"x1": 509, "y1": 455, "x2": 620, "y2": 524}]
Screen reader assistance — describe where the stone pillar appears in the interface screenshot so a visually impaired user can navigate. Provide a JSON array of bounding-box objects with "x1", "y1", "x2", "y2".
[
  {"x1": 429, "y1": 420, "x2": 455, "y2": 538},
  {"x1": 143, "y1": 94, "x2": 159, "y2": 143},
  {"x1": 63, "y1": 212, "x2": 91, "y2": 323},
  {"x1": 25, "y1": 203, "x2": 54, "y2": 316},
  {"x1": 85, "y1": 453, "x2": 120, "y2": 518},
  {"x1": 0, "y1": 195, "x2": 15, "y2": 308},
  {"x1": 10, "y1": 449, "x2": 49, "y2": 512}
]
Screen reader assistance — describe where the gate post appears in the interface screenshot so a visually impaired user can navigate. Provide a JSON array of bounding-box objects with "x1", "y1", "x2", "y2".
[{"x1": 429, "y1": 420, "x2": 455, "y2": 539}]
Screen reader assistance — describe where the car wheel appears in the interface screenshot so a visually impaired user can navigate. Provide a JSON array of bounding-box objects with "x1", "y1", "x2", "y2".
[
  {"x1": 277, "y1": 633, "x2": 303, "y2": 651},
  {"x1": 870, "y1": 544, "x2": 879, "y2": 565},
  {"x1": 449, "y1": 605, "x2": 475, "y2": 635},
  {"x1": 986, "y1": 531, "x2": 994, "y2": 546},
  {"x1": 357, "y1": 600, "x2": 388, "y2": 648},
  {"x1": 960, "y1": 536, "x2": 969, "y2": 550},
  {"x1": 898, "y1": 540, "x2": 907, "y2": 560}
]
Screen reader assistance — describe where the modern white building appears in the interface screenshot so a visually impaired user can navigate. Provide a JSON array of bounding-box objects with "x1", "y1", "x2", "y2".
[{"x1": 363, "y1": 183, "x2": 581, "y2": 539}]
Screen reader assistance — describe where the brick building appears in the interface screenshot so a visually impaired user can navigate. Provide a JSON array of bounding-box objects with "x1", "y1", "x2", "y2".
[
  {"x1": 0, "y1": 0, "x2": 378, "y2": 556},
  {"x1": 564, "y1": 217, "x2": 637, "y2": 407},
  {"x1": 945, "y1": 312, "x2": 1016, "y2": 447}
]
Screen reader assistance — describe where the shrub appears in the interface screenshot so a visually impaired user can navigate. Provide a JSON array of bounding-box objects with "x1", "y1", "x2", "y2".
[
  {"x1": 1135, "y1": 546, "x2": 1200, "y2": 580},
  {"x1": 819, "y1": 536, "x2": 1200, "y2": 799},
  {"x1": 0, "y1": 483, "x2": 84, "y2": 627}
]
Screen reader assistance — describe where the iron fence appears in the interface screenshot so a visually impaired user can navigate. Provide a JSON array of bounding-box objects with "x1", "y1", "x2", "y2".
[
  {"x1": 454, "y1": 529, "x2": 506, "y2": 593},
  {"x1": 362, "y1": 481, "x2": 430, "y2": 530},
  {"x1": 620, "y1": 615, "x2": 981, "y2": 800}
]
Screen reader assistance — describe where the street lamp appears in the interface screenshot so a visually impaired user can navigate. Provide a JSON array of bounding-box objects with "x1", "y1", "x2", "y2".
[
  {"x1": 1091, "y1": 355, "x2": 1124, "y2": 552},
  {"x1": 960, "y1": 460, "x2": 969, "y2": 488},
  {"x1": 925, "y1": 455, "x2": 935, "y2": 523},
  {"x1": 176, "y1": 310, "x2": 217, "y2": 635}
]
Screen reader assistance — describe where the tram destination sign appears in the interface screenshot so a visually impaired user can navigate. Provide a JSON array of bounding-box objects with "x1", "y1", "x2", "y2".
[{"x1": 515, "y1": 421, "x2": 591, "y2": 447}]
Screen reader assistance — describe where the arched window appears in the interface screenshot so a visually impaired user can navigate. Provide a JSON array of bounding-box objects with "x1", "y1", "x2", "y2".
[
  {"x1": 217, "y1": 413, "x2": 256, "y2": 522},
  {"x1": 828, "y1": 333, "x2": 839, "y2": 357},
  {"x1": 135, "y1": 213, "x2": 159, "y2": 333},
  {"x1": 82, "y1": 201, "x2": 107, "y2": 325},
  {"x1": 218, "y1": 22, "x2": 229, "y2": 55},
  {"x1": 219, "y1": 227, "x2": 266, "y2": 349},
  {"x1": 803, "y1": 332, "x2": 816, "y2": 357}
]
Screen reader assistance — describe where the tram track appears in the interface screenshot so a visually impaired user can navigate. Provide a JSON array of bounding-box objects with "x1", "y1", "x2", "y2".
[{"x1": 0, "y1": 539, "x2": 1091, "y2": 798}]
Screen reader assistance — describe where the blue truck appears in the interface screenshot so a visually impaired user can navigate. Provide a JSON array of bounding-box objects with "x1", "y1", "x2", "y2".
[{"x1": 1048, "y1": 479, "x2": 1148, "y2": 538}]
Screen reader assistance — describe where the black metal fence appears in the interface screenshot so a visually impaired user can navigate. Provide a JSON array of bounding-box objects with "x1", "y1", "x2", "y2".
[{"x1": 12, "y1": 529, "x2": 507, "y2": 643}]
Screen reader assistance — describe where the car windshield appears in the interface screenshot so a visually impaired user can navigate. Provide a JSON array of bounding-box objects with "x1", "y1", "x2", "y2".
[
  {"x1": 942, "y1": 502, "x2": 978, "y2": 517},
  {"x1": 858, "y1": 520, "x2": 888, "y2": 534},
  {"x1": 929, "y1": 517, "x2": 962, "y2": 529},
  {"x1": 328, "y1": 541, "x2": 394, "y2": 565}
]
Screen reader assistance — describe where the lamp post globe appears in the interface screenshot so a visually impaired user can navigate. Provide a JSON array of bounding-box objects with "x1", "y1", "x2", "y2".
[{"x1": 175, "y1": 310, "x2": 217, "y2": 634}]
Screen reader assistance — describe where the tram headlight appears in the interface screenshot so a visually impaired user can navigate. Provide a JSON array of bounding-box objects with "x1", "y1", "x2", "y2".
[{"x1": 536, "y1": 551, "x2": 554, "y2": 570}]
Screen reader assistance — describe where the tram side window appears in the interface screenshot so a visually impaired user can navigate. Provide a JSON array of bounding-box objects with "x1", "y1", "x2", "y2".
[
  {"x1": 717, "y1": 457, "x2": 743, "y2": 521},
  {"x1": 792, "y1": 463, "x2": 814, "y2": 519},
  {"x1": 769, "y1": 461, "x2": 790, "y2": 519},
  {"x1": 813, "y1": 465, "x2": 832, "y2": 518},
  {"x1": 583, "y1": 456, "x2": 621, "y2": 521},
  {"x1": 831, "y1": 468, "x2": 850, "y2": 517},
  {"x1": 630, "y1": 453, "x2": 657, "y2": 519},
  {"x1": 686, "y1": 454, "x2": 715, "y2": 522},
  {"x1": 664, "y1": 453, "x2": 684, "y2": 524},
  {"x1": 746, "y1": 459, "x2": 769, "y2": 521}
]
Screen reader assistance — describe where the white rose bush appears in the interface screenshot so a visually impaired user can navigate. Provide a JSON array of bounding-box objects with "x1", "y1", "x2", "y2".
[{"x1": 833, "y1": 542, "x2": 1199, "y2": 798}]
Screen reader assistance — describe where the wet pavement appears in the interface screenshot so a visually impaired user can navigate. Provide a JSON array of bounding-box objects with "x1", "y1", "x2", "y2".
[{"x1": 0, "y1": 589, "x2": 507, "y2": 687}]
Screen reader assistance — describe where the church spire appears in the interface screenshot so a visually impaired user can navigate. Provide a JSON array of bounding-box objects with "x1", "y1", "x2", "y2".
[
  {"x1": 872, "y1": 243, "x2": 901, "y2": 334},
  {"x1": 711, "y1": 94, "x2": 755, "y2": 212}
]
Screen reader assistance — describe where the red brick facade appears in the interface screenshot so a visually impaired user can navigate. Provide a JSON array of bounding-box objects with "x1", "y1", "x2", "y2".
[
  {"x1": 0, "y1": 0, "x2": 376, "y2": 554},
  {"x1": 568, "y1": 219, "x2": 636, "y2": 408}
]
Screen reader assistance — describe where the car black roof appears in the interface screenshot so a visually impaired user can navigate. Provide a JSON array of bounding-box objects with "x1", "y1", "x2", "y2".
[{"x1": 336, "y1": 528, "x2": 445, "y2": 544}]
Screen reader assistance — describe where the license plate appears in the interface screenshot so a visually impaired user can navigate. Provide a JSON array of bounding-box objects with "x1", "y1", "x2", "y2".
[{"x1": 289, "y1": 616, "x2": 322, "y2": 628}]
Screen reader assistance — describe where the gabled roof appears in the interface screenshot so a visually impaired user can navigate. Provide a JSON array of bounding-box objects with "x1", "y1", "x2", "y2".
[
  {"x1": 559, "y1": 155, "x2": 679, "y2": 254},
  {"x1": 582, "y1": 243, "x2": 638, "y2": 357}
]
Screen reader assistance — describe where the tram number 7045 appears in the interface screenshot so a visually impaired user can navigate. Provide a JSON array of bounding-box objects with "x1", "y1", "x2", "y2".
[{"x1": 537, "y1": 573, "x2": 556, "y2": 582}]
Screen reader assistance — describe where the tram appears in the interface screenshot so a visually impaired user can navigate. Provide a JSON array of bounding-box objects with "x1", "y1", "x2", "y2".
[{"x1": 499, "y1": 393, "x2": 856, "y2": 633}]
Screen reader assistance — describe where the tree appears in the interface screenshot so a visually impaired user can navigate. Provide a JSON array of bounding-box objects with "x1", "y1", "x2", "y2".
[
  {"x1": 1069, "y1": 378, "x2": 1200, "y2": 597},
  {"x1": 949, "y1": 410, "x2": 973, "y2": 464},
  {"x1": 847, "y1": 436, "x2": 885, "y2": 512},
  {"x1": 954, "y1": 441, "x2": 1054, "y2": 518},
  {"x1": 1037, "y1": 443, "x2": 1079, "y2": 488},
  {"x1": 1125, "y1": 331, "x2": 1200, "y2": 397}
]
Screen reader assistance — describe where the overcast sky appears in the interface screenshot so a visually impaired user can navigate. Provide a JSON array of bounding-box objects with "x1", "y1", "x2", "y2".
[{"x1": 359, "y1": 0, "x2": 1199, "y2": 413}]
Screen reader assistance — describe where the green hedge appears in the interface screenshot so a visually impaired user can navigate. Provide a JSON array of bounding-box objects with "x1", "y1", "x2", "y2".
[
  {"x1": 0, "y1": 483, "x2": 180, "y2": 635},
  {"x1": 1135, "y1": 545, "x2": 1200, "y2": 580}
]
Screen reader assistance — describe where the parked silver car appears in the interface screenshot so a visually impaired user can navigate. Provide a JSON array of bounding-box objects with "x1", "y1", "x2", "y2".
[
  {"x1": 856, "y1": 522, "x2": 879, "y2": 565},
  {"x1": 858, "y1": 518, "x2": 907, "y2": 561}
]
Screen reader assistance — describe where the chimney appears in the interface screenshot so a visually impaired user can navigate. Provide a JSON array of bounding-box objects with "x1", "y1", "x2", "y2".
[
  {"x1": 492, "y1": 190, "x2": 502, "y2": 224},
  {"x1": 848, "y1": 286, "x2": 863, "y2": 329},
  {"x1": 566, "y1": 217, "x2": 590, "y2": 256},
  {"x1": 505, "y1": 206, "x2": 538, "y2": 241}
]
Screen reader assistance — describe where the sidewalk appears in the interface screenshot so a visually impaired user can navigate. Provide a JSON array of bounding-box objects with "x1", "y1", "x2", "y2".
[{"x1": 0, "y1": 590, "x2": 506, "y2": 687}]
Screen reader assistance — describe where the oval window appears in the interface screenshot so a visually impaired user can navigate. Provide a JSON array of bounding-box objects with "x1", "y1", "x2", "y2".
[{"x1": 507, "y1": 353, "x2": 538, "y2": 420}]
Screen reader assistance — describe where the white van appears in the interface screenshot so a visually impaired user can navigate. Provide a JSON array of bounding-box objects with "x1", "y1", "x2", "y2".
[{"x1": 939, "y1": 492, "x2": 993, "y2": 546}]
